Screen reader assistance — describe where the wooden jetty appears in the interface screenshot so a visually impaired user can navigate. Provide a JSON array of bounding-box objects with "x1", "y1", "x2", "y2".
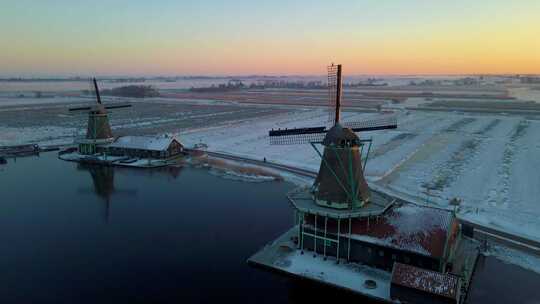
[{"x1": 0, "y1": 144, "x2": 40, "y2": 157}]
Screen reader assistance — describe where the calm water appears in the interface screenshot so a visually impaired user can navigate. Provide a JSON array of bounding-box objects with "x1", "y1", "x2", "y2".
[{"x1": 0, "y1": 153, "x2": 538, "y2": 303}]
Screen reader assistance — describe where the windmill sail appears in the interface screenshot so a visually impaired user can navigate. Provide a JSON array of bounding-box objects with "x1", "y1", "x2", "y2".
[
  {"x1": 269, "y1": 129, "x2": 326, "y2": 145},
  {"x1": 344, "y1": 115, "x2": 397, "y2": 132},
  {"x1": 327, "y1": 64, "x2": 342, "y2": 125},
  {"x1": 269, "y1": 64, "x2": 396, "y2": 145},
  {"x1": 69, "y1": 106, "x2": 93, "y2": 112},
  {"x1": 93, "y1": 78, "x2": 102, "y2": 104},
  {"x1": 104, "y1": 104, "x2": 131, "y2": 110}
]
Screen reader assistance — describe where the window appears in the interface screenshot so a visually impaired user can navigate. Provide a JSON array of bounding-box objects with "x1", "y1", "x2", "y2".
[
  {"x1": 391, "y1": 254, "x2": 397, "y2": 260},
  {"x1": 404, "y1": 256, "x2": 411, "y2": 263},
  {"x1": 378, "y1": 250, "x2": 384, "y2": 257}
]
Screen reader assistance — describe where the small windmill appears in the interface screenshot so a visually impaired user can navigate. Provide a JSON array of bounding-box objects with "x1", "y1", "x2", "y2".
[
  {"x1": 269, "y1": 64, "x2": 397, "y2": 209},
  {"x1": 69, "y1": 78, "x2": 131, "y2": 155}
]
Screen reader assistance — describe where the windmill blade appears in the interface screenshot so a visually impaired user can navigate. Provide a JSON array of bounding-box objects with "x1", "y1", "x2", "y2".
[
  {"x1": 269, "y1": 126, "x2": 326, "y2": 137},
  {"x1": 344, "y1": 115, "x2": 398, "y2": 132},
  {"x1": 69, "y1": 105, "x2": 93, "y2": 112},
  {"x1": 269, "y1": 126, "x2": 327, "y2": 145},
  {"x1": 105, "y1": 103, "x2": 132, "y2": 110},
  {"x1": 93, "y1": 78, "x2": 102, "y2": 104},
  {"x1": 327, "y1": 64, "x2": 342, "y2": 125},
  {"x1": 270, "y1": 132, "x2": 327, "y2": 145}
]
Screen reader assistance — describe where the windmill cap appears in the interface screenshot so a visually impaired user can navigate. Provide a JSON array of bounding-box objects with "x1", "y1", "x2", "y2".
[{"x1": 323, "y1": 123, "x2": 359, "y2": 146}]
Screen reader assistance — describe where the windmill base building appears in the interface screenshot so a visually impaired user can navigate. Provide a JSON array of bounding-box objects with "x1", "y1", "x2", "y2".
[
  {"x1": 67, "y1": 134, "x2": 185, "y2": 168},
  {"x1": 249, "y1": 154, "x2": 479, "y2": 304},
  {"x1": 60, "y1": 78, "x2": 185, "y2": 168}
]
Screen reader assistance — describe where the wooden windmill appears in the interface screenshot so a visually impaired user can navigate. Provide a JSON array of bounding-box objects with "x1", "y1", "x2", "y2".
[
  {"x1": 269, "y1": 64, "x2": 397, "y2": 210},
  {"x1": 69, "y1": 78, "x2": 131, "y2": 155}
]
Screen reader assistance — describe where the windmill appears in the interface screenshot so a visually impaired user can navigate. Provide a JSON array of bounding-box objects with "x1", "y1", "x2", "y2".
[
  {"x1": 269, "y1": 64, "x2": 397, "y2": 210},
  {"x1": 69, "y1": 78, "x2": 131, "y2": 155}
]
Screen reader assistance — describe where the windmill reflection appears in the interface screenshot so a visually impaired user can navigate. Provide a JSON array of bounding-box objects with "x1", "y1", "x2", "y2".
[
  {"x1": 77, "y1": 164, "x2": 134, "y2": 223},
  {"x1": 77, "y1": 164, "x2": 183, "y2": 222}
]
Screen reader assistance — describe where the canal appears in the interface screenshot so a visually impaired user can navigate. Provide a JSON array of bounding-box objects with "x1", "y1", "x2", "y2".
[{"x1": 0, "y1": 153, "x2": 538, "y2": 303}]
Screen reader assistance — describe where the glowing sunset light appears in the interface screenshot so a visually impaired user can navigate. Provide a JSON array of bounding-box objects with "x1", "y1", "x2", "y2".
[{"x1": 1, "y1": 0, "x2": 539, "y2": 76}]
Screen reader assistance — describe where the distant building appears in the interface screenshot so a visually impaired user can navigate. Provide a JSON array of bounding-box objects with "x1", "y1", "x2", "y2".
[
  {"x1": 65, "y1": 79, "x2": 185, "y2": 168},
  {"x1": 453, "y1": 77, "x2": 479, "y2": 86},
  {"x1": 103, "y1": 135, "x2": 184, "y2": 159},
  {"x1": 520, "y1": 76, "x2": 540, "y2": 84},
  {"x1": 73, "y1": 107, "x2": 184, "y2": 159}
]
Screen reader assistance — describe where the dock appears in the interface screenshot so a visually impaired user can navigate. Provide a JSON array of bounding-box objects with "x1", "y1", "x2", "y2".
[
  {"x1": 0, "y1": 144, "x2": 40, "y2": 157},
  {"x1": 248, "y1": 226, "x2": 393, "y2": 302},
  {"x1": 58, "y1": 151, "x2": 181, "y2": 168},
  {"x1": 0, "y1": 144, "x2": 61, "y2": 159}
]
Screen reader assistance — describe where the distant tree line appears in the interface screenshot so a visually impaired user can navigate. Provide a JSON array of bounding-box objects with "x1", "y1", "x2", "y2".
[
  {"x1": 189, "y1": 80, "x2": 245, "y2": 93},
  {"x1": 83, "y1": 85, "x2": 160, "y2": 98}
]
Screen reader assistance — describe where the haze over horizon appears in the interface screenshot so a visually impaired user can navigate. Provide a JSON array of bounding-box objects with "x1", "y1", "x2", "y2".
[{"x1": 1, "y1": 0, "x2": 539, "y2": 77}]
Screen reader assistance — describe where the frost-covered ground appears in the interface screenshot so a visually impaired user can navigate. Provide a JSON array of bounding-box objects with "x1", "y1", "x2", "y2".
[
  {"x1": 2, "y1": 94, "x2": 540, "y2": 244},
  {"x1": 0, "y1": 97, "x2": 288, "y2": 146}
]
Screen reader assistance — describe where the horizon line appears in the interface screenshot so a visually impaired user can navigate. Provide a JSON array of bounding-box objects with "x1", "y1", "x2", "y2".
[{"x1": 2, "y1": 73, "x2": 539, "y2": 80}]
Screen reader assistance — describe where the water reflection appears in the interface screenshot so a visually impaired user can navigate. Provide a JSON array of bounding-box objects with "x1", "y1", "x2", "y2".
[
  {"x1": 76, "y1": 164, "x2": 183, "y2": 222},
  {"x1": 466, "y1": 255, "x2": 540, "y2": 303},
  {"x1": 77, "y1": 164, "x2": 123, "y2": 222}
]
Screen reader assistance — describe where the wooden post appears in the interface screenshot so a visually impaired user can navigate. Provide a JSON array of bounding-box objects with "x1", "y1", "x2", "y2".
[
  {"x1": 348, "y1": 216, "x2": 352, "y2": 262},
  {"x1": 314, "y1": 213, "x2": 317, "y2": 256},
  {"x1": 300, "y1": 212, "x2": 305, "y2": 253},
  {"x1": 336, "y1": 218, "x2": 341, "y2": 263},
  {"x1": 323, "y1": 216, "x2": 328, "y2": 259}
]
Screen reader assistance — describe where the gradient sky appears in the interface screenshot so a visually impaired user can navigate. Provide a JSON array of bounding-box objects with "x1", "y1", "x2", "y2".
[{"x1": 1, "y1": 0, "x2": 539, "y2": 76}]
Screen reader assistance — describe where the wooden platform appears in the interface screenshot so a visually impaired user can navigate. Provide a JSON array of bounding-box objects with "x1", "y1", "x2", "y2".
[
  {"x1": 58, "y1": 152, "x2": 181, "y2": 168},
  {"x1": 248, "y1": 226, "x2": 393, "y2": 302}
]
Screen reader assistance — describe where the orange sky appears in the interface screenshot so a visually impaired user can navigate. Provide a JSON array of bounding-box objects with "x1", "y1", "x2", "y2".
[{"x1": 1, "y1": 1, "x2": 539, "y2": 76}]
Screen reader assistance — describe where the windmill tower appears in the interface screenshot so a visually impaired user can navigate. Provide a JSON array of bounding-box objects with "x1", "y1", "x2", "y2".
[
  {"x1": 69, "y1": 78, "x2": 131, "y2": 155},
  {"x1": 270, "y1": 64, "x2": 397, "y2": 211}
]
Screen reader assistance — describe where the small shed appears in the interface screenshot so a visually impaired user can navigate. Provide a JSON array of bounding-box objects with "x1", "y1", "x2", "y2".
[{"x1": 390, "y1": 262, "x2": 460, "y2": 304}]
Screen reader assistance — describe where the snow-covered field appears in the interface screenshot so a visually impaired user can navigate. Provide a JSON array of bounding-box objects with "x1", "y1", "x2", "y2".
[
  {"x1": 2, "y1": 94, "x2": 540, "y2": 244},
  {"x1": 179, "y1": 107, "x2": 540, "y2": 243}
]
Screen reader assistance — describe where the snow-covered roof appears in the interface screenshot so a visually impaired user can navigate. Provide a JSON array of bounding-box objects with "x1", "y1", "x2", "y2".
[
  {"x1": 107, "y1": 135, "x2": 182, "y2": 151},
  {"x1": 353, "y1": 204, "x2": 454, "y2": 257},
  {"x1": 391, "y1": 262, "x2": 459, "y2": 299},
  {"x1": 304, "y1": 203, "x2": 455, "y2": 258}
]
